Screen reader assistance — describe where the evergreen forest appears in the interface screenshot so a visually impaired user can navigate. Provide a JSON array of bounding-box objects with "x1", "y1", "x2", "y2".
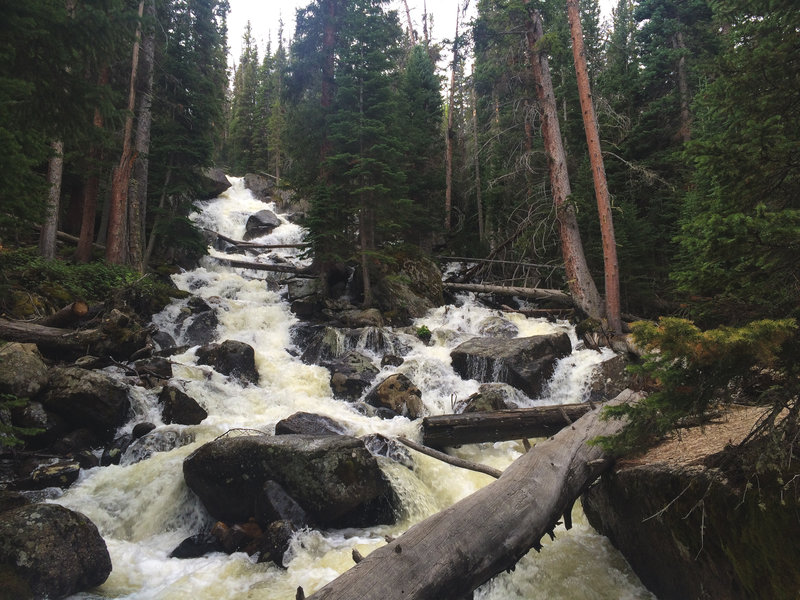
[{"x1": 1, "y1": 0, "x2": 799, "y2": 476}]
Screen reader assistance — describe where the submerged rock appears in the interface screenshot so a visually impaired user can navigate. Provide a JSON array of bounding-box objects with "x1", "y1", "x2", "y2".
[
  {"x1": 0, "y1": 503, "x2": 111, "y2": 599},
  {"x1": 450, "y1": 333, "x2": 572, "y2": 398},
  {"x1": 326, "y1": 351, "x2": 379, "y2": 400},
  {"x1": 183, "y1": 433, "x2": 396, "y2": 528}
]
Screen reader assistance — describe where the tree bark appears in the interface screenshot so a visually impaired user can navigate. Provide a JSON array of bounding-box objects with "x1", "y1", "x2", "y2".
[
  {"x1": 308, "y1": 390, "x2": 638, "y2": 600},
  {"x1": 525, "y1": 7, "x2": 603, "y2": 321},
  {"x1": 127, "y1": 0, "x2": 156, "y2": 273},
  {"x1": 39, "y1": 141, "x2": 64, "y2": 259},
  {"x1": 566, "y1": 0, "x2": 622, "y2": 334},
  {"x1": 673, "y1": 31, "x2": 691, "y2": 144},
  {"x1": 106, "y1": 0, "x2": 144, "y2": 265},
  {"x1": 422, "y1": 404, "x2": 594, "y2": 447},
  {"x1": 444, "y1": 7, "x2": 460, "y2": 231},
  {"x1": 471, "y1": 74, "x2": 484, "y2": 242}
]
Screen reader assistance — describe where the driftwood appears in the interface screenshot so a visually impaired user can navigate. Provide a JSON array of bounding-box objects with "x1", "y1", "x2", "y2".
[
  {"x1": 308, "y1": 390, "x2": 639, "y2": 600},
  {"x1": 34, "y1": 301, "x2": 89, "y2": 328},
  {"x1": 442, "y1": 282, "x2": 572, "y2": 306},
  {"x1": 422, "y1": 404, "x2": 594, "y2": 447},
  {"x1": 209, "y1": 257, "x2": 311, "y2": 274},
  {"x1": 396, "y1": 436, "x2": 502, "y2": 479}
]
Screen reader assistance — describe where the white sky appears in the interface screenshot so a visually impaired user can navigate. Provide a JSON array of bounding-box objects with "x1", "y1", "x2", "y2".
[{"x1": 227, "y1": 0, "x2": 616, "y2": 66}]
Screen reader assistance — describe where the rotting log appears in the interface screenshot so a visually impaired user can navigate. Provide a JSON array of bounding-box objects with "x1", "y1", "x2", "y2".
[
  {"x1": 0, "y1": 318, "x2": 104, "y2": 355},
  {"x1": 34, "y1": 301, "x2": 89, "y2": 328},
  {"x1": 308, "y1": 390, "x2": 640, "y2": 600},
  {"x1": 422, "y1": 404, "x2": 594, "y2": 447},
  {"x1": 442, "y1": 282, "x2": 572, "y2": 306}
]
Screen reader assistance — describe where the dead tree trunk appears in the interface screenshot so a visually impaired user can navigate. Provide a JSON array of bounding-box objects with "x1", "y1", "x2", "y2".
[
  {"x1": 442, "y1": 282, "x2": 572, "y2": 305},
  {"x1": 422, "y1": 403, "x2": 594, "y2": 447},
  {"x1": 566, "y1": 0, "x2": 622, "y2": 335},
  {"x1": 308, "y1": 390, "x2": 638, "y2": 600},
  {"x1": 444, "y1": 6, "x2": 460, "y2": 231},
  {"x1": 525, "y1": 6, "x2": 603, "y2": 322},
  {"x1": 39, "y1": 141, "x2": 64, "y2": 260}
]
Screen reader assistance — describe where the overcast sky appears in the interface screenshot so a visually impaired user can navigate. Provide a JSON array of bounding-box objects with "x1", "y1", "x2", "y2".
[{"x1": 227, "y1": 0, "x2": 616, "y2": 66}]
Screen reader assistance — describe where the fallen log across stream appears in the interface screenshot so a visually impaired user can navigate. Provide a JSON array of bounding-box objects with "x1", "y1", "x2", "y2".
[
  {"x1": 422, "y1": 403, "x2": 594, "y2": 447},
  {"x1": 308, "y1": 389, "x2": 639, "y2": 600},
  {"x1": 208, "y1": 256, "x2": 312, "y2": 274},
  {"x1": 442, "y1": 282, "x2": 572, "y2": 306}
]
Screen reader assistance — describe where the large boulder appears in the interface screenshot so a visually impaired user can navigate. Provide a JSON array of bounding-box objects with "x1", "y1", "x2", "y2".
[
  {"x1": 365, "y1": 374, "x2": 423, "y2": 419},
  {"x1": 158, "y1": 384, "x2": 207, "y2": 425},
  {"x1": 196, "y1": 340, "x2": 259, "y2": 385},
  {"x1": 183, "y1": 433, "x2": 396, "y2": 528},
  {"x1": 450, "y1": 333, "x2": 572, "y2": 398},
  {"x1": 243, "y1": 173, "x2": 273, "y2": 201},
  {"x1": 453, "y1": 383, "x2": 528, "y2": 413},
  {"x1": 274, "y1": 412, "x2": 348, "y2": 436},
  {"x1": 372, "y1": 255, "x2": 444, "y2": 323},
  {"x1": 0, "y1": 343, "x2": 49, "y2": 398},
  {"x1": 0, "y1": 503, "x2": 111, "y2": 599},
  {"x1": 243, "y1": 209, "x2": 281, "y2": 241},
  {"x1": 44, "y1": 367, "x2": 130, "y2": 441},
  {"x1": 326, "y1": 351, "x2": 379, "y2": 400},
  {"x1": 196, "y1": 168, "x2": 231, "y2": 200}
]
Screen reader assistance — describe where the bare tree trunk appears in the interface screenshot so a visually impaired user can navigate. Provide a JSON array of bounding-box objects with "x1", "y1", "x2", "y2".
[
  {"x1": 39, "y1": 141, "x2": 64, "y2": 259},
  {"x1": 471, "y1": 76, "x2": 484, "y2": 242},
  {"x1": 673, "y1": 31, "x2": 691, "y2": 143},
  {"x1": 144, "y1": 164, "x2": 171, "y2": 266},
  {"x1": 525, "y1": 7, "x2": 603, "y2": 321},
  {"x1": 566, "y1": 0, "x2": 622, "y2": 334},
  {"x1": 359, "y1": 205, "x2": 373, "y2": 308},
  {"x1": 307, "y1": 390, "x2": 638, "y2": 600},
  {"x1": 106, "y1": 0, "x2": 144, "y2": 265},
  {"x1": 127, "y1": 0, "x2": 155, "y2": 273},
  {"x1": 401, "y1": 0, "x2": 415, "y2": 45},
  {"x1": 444, "y1": 6, "x2": 460, "y2": 231}
]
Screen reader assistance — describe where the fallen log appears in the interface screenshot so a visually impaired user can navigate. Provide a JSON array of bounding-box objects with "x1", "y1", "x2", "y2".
[
  {"x1": 396, "y1": 436, "x2": 502, "y2": 479},
  {"x1": 34, "y1": 301, "x2": 89, "y2": 328},
  {"x1": 210, "y1": 229, "x2": 309, "y2": 250},
  {"x1": 209, "y1": 257, "x2": 311, "y2": 274},
  {"x1": 422, "y1": 403, "x2": 594, "y2": 447},
  {"x1": 308, "y1": 390, "x2": 639, "y2": 600},
  {"x1": 442, "y1": 282, "x2": 572, "y2": 306}
]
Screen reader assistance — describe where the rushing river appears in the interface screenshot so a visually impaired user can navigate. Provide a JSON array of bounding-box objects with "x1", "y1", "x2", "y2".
[{"x1": 55, "y1": 178, "x2": 653, "y2": 599}]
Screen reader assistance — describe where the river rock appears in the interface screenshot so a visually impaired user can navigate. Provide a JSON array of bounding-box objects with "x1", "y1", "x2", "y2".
[
  {"x1": 454, "y1": 383, "x2": 528, "y2": 413},
  {"x1": 286, "y1": 277, "x2": 321, "y2": 301},
  {"x1": 101, "y1": 434, "x2": 133, "y2": 466},
  {"x1": 326, "y1": 351, "x2": 379, "y2": 400},
  {"x1": 0, "y1": 343, "x2": 49, "y2": 398},
  {"x1": 9, "y1": 401, "x2": 67, "y2": 448},
  {"x1": 196, "y1": 340, "x2": 259, "y2": 385},
  {"x1": 365, "y1": 374, "x2": 423, "y2": 419},
  {"x1": 582, "y1": 460, "x2": 800, "y2": 600},
  {"x1": 158, "y1": 384, "x2": 207, "y2": 425},
  {"x1": 243, "y1": 173, "x2": 273, "y2": 201},
  {"x1": 124, "y1": 427, "x2": 196, "y2": 465},
  {"x1": 588, "y1": 353, "x2": 631, "y2": 403},
  {"x1": 477, "y1": 316, "x2": 519, "y2": 339},
  {"x1": 274, "y1": 412, "x2": 348, "y2": 436},
  {"x1": 169, "y1": 531, "x2": 223, "y2": 559},
  {"x1": 14, "y1": 460, "x2": 81, "y2": 490},
  {"x1": 196, "y1": 167, "x2": 231, "y2": 200},
  {"x1": 44, "y1": 367, "x2": 130, "y2": 441},
  {"x1": 183, "y1": 433, "x2": 396, "y2": 528},
  {"x1": 243, "y1": 209, "x2": 281, "y2": 241},
  {"x1": 450, "y1": 333, "x2": 572, "y2": 398},
  {"x1": 256, "y1": 520, "x2": 296, "y2": 566},
  {"x1": 0, "y1": 503, "x2": 111, "y2": 599}
]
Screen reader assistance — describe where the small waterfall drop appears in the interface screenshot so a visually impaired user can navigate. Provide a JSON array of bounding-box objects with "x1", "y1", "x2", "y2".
[{"x1": 55, "y1": 178, "x2": 652, "y2": 599}]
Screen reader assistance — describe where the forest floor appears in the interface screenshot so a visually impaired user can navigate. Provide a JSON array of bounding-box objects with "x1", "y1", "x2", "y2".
[{"x1": 619, "y1": 404, "x2": 769, "y2": 468}]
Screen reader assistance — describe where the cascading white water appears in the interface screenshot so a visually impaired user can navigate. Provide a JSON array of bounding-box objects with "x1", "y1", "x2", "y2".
[{"x1": 56, "y1": 178, "x2": 653, "y2": 599}]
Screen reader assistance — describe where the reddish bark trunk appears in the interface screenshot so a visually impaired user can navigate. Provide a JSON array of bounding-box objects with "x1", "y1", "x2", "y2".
[
  {"x1": 526, "y1": 7, "x2": 603, "y2": 321},
  {"x1": 566, "y1": 0, "x2": 622, "y2": 334}
]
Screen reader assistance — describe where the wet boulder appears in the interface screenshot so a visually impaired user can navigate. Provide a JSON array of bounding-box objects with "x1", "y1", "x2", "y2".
[
  {"x1": 243, "y1": 209, "x2": 281, "y2": 241},
  {"x1": 588, "y1": 353, "x2": 632, "y2": 403},
  {"x1": 169, "y1": 531, "x2": 223, "y2": 559},
  {"x1": 450, "y1": 333, "x2": 572, "y2": 398},
  {"x1": 158, "y1": 384, "x2": 207, "y2": 425},
  {"x1": 326, "y1": 351, "x2": 379, "y2": 400},
  {"x1": 0, "y1": 343, "x2": 49, "y2": 398},
  {"x1": 9, "y1": 401, "x2": 67, "y2": 448},
  {"x1": 0, "y1": 503, "x2": 111, "y2": 599},
  {"x1": 196, "y1": 340, "x2": 259, "y2": 385},
  {"x1": 478, "y1": 316, "x2": 519, "y2": 339},
  {"x1": 124, "y1": 427, "x2": 196, "y2": 465},
  {"x1": 364, "y1": 374, "x2": 423, "y2": 419},
  {"x1": 256, "y1": 520, "x2": 296, "y2": 566},
  {"x1": 254, "y1": 480, "x2": 312, "y2": 528},
  {"x1": 243, "y1": 173, "x2": 273, "y2": 201},
  {"x1": 453, "y1": 383, "x2": 528, "y2": 413},
  {"x1": 183, "y1": 433, "x2": 396, "y2": 528},
  {"x1": 14, "y1": 460, "x2": 81, "y2": 491},
  {"x1": 362, "y1": 434, "x2": 414, "y2": 470},
  {"x1": 196, "y1": 167, "x2": 231, "y2": 200},
  {"x1": 101, "y1": 434, "x2": 133, "y2": 466},
  {"x1": 274, "y1": 412, "x2": 348, "y2": 436},
  {"x1": 44, "y1": 367, "x2": 130, "y2": 441}
]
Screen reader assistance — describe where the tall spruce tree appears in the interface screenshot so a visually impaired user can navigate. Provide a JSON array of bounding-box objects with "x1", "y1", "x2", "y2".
[{"x1": 227, "y1": 22, "x2": 260, "y2": 174}]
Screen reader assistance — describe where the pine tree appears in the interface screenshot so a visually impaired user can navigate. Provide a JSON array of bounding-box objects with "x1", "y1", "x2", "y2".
[{"x1": 227, "y1": 22, "x2": 260, "y2": 174}]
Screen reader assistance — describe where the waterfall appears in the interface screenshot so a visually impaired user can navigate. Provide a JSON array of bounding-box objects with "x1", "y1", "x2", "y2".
[{"x1": 54, "y1": 177, "x2": 652, "y2": 599}]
